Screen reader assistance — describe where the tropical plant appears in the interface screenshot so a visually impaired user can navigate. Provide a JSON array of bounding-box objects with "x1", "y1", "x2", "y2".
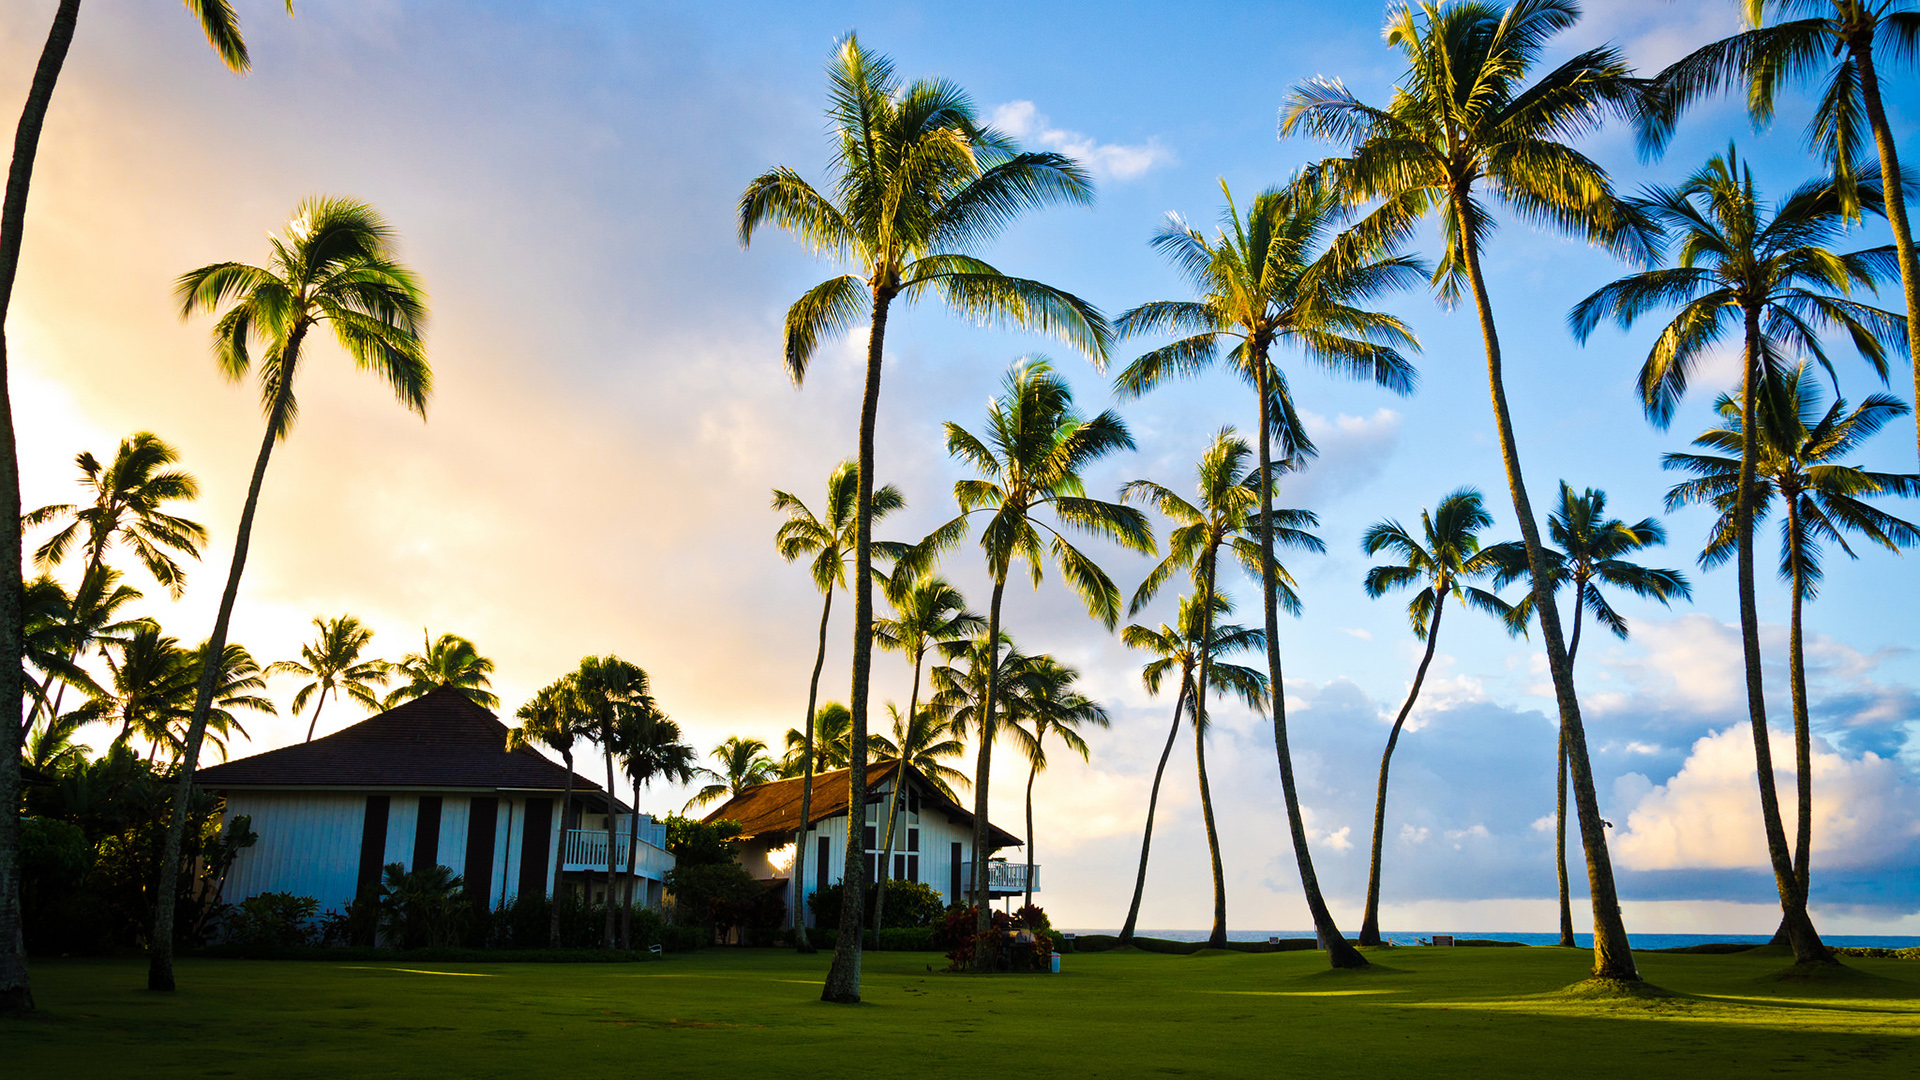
[
  {"x1": 24, "y1": 431, "x2": 206, "y2": 597},
  {"x1": 96, "y1": 623, "x2": 197, "y2": 751},
  {"x1": 383, "y1": 632, "x2": 494, "y2": 710},
  {"x1": 868, "y1": 701, "x2": 970, "y2": 943},
  {"x1": 1116, "y1": 594, "x2": 1267, "y2": 945},
  {"x1": 152, "y1": 195, "x2": 430, "y2": 990},
  {"x1": 376, "y1": 862, "x2": 465, "y2": 949},
  {"x1": 572, "y1": 655, "x2": 658, "y2": 948},
  {"x1": 1484, "y1": 483, "x2": 1691, "y2": 947},
  {"x1": 1112, "y1": 173, "x2": 1419, "y2": 969},
  {"x1": 1645, "y1": 0, "x2": 1920, "y2": 468},
  {"x1": 738, "y1": 32, "x2": 1109, "y2": 1003},
  {"x1": 781, "y1": 702, "x2": 887, "y2": 776},
  {"x1": 24, "y1": 566, "x2": 142, "y2": 729},
  {"x1": 770, "y1": 459, "x2": 904, "y2": 950},
  {"x1": 265, "y1": 616, "x2": 391, "y2": 741},
  {"x1": 615, "y1": 704, "x2": 696, "y2": 949},
  {"x1": 925, "y1": 358, "x2": 1152, "y2": 965},
  {"x1": 1665, "y1": 368, "x2": 1918, "y2": 923},
  {"x1": 687, "y1": 737, "x2": 779, "y2": 810},
  {"x1": 0, "y1": 0, "x2": 283, "y2": 1014},
  {"x1": 1282, "y1": 0, "x2": 1660, "y2": 981},
  {"x1": 1004, "y1": 656, "x2": 1108, "y2": 913},
  {"x1": 1357, "y1": 488, "x2": 1514, "y2": 946},
  {"x1": 1572, "y1": 146, "x2": 1905, "y2": 965},
  {"x1": 507, "y1": 678, "x2": 591, "y2": 948}
]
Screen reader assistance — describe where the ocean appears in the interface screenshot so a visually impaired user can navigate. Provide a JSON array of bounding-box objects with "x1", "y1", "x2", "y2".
[{"x1": 1065, "y1": 929, "x2": 1920, "y2": 950}]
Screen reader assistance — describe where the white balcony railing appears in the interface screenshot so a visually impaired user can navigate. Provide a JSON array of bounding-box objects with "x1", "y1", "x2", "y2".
[
  {"x1": 562, "y1": 820, "x2": 671, "y2": 879},
  {"x1": 960, "y1": 861, "x2": 1038, "y2": 894}
]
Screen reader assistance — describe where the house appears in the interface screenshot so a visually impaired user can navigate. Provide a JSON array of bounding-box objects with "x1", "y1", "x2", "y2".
[
  {"x1": 702, "y1": 759, "x2": 1027, "y2": 925},
  {"x1": 195, "y1": 685, "x2": 673, "y2": 917}
]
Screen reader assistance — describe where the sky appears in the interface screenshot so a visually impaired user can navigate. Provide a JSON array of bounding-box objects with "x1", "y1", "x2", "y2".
[{"x1": 6, "y1": 0, "x2": 1918, "y2": 936}]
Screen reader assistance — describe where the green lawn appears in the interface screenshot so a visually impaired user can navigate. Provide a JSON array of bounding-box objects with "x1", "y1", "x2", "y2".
[{"x1": 4, "y1": 946, "x2": 1916, "y2": 1078}]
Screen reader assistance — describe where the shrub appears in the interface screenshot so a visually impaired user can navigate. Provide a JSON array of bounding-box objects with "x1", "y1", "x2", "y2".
[
  {"x1": 376, "y1": 863, "x2": 466, "y2": 948},
  {"x1": 224, "y1": 892, "x2": 321, "y2": 947},
  {"x1": 809, "y1": 878, "x2": 945, "y2": 930}
]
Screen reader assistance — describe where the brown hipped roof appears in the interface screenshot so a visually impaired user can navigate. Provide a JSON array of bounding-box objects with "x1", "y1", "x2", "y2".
[
  {"x1": 194, "y1": 685, "x2": 614, "y2": 802},
  {"x1": 702, "y1": 759, "x2": 1020, "y2": 850}
]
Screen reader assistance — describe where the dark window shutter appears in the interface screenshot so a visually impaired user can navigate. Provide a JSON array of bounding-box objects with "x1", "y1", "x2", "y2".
[
  {"x1": 949, "y1": 841, "x2": 962, "y2": 903},
  {"x1": 464, "y1": 797, "x2": 499, "y2": 914},
  {"x1": 412, "y1": 796, "x2": 442, "y2": 870},
  {"x1": 356, "y1": 796, "x2": 391, "y2": 903},
  {"x1": 907, "y1": 827, "x2": 919, "y2": 853},
  {"x1": 816, "y1": 836, "x2": 829, "y2": 896},
  {"x1": 518, "y1": 798, "x2": 553, "y2": 900}
]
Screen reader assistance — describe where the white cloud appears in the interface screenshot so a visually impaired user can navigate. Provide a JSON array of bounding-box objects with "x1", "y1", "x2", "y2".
[
  {"x1": 1530, "y1": 815, "x2": 1554, "y2": 834},
  {"x1": 989, "y1": 101, "x2": 1173, "y2": 182},
  {"x1": 1339, "y1": 627, "x2": 1373, "y2": 641},
  {"x1": 1444, "y1": 823, "x2": 1490, "y2": 849},
  {"x1": 1399, "y1": 824, "x2": 1430, "y2": 845},
  {"x1": 1324, "y1": 825, "x2": 1353, "y2": 852},
  {"x1": 1615, "y1": 726, "x2": 1920, "y2": 871}
]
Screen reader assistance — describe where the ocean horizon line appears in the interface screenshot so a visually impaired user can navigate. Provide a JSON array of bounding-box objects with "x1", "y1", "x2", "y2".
[{"x1": 1060, "y1": 929, "x2": 1920, "y2": 949}]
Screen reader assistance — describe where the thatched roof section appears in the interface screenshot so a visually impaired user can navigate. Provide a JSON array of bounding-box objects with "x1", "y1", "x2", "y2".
[{"x1": 702, "y1": 759, "x2": 1019, "y2": 850}]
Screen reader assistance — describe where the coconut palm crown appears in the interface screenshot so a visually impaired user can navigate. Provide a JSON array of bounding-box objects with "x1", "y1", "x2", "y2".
[
  {"x1": 24, "y1": 432, "x2": 207, "y2": 598},
  {"x1": 265, "y1": 615, "x2": 391, "y2": 742}
]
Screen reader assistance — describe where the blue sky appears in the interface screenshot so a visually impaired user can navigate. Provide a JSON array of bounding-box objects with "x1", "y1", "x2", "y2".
[{"x1": 6, "y1": 0, "x2": 1917, "y2": 934}]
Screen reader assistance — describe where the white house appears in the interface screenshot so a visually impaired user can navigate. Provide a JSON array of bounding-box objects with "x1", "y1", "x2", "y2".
[
  {"x1": 196, "y1": 685, "x2": 673, "y2": 922},
  {"x1": 702, "y1": 759, "x2": 1027, "y2": 925}
]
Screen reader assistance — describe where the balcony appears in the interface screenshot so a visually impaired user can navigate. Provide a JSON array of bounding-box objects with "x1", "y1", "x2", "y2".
[
  {"x1": 562, "y1": 822, "x2": 671, "y2": 879},
  {"x1": 960, "y1": 860, "x2": 1038, "y2": 896}
]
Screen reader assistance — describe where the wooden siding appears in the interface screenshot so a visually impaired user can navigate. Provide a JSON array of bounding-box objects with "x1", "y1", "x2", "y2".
[{"x1": 773, "y1": 778, "x2": 987, "y2": 924}]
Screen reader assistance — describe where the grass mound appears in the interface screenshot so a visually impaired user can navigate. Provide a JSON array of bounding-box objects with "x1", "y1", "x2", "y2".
[
  {"x1": 1548, "y1": 976, "x2": 1680, "y2": 1002},
  {"x1": 1646, "y1": 942, "x2": 1760, "y2": 955},
  {"x1": 1764, "y1": 958, "x2": 1871, "y2": 984}
]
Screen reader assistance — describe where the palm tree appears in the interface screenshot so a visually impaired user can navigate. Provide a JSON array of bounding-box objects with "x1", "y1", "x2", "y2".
[
  {"x1": 25, "y1": 432, "x2": 207, "y2": 597},
  {"x1": 97, "y1": 623, "x2": 197, "y2": 751},
  {"x1": 0, "y1": 0, "x2": 277, "y2": 1013},
  {"x1": 152, "y1": 195, "x2": 430, "y2": 990},
  {"x1": 24, "y1": 565, "x2": 143, "y2": 730},
  {"x1": 1005, "y1": 656, "x2": 1109, "y2": 914},
  {"x1": 928, "y1": 359, "x2": 1152, "y2": 964},
  {"x1": 1112, "y1": 176, "x2": 1418, "y2": 970},
  {"x1": 867, "y1": 701, "x2": 970, "y2": 944},
  {"x1": 686, "y1": 737, "x2": 779, "y2": 810},
  {"x1": 1282, "y1": 0, "x2": 1660, "y2": 981},
  {"x1": 20, "y1": 575, "x2": 101, "y2": 731},
  {"x1": 1572, "y1": 148, "x2": 1904, "y2": 965},
  {"x1": 781, "y1": 702, "x2": 864, "y2": 776},
  {"x1": 163, "y1": 641, "x2": 275, "y2": 765},
  {"x1": 1485, "y1": 484, "x2": 1691, "y2": 947},
  {"x1": 771, "y1": 460, "x2": 904, "y2": 951},
  {"x1": 738, "y1": 33, "x2": 1109, "y2": 1004},
  {"x1": 1665, "y1": 368, "x2": 1918, "y2": 921},
  {"x1": 507, "y1": 678, "x2": 590, "y2": 948},
  {"x1": 572, "y1": 655, "x2": 657, "y2": 948},
  {"x1": 1357, "y1": 489, "x2": 1514, "y2": 947},
  {"x1": 265, "y1": 616, "x2": 391, "y2": 741},
  {"x1": 383, "y1": 633, "x2": 495, "y2": 710},
  {"x1": 1645, "y1": 0, "x2": 1920, "y2": 468},
  {"x1": 615, "y1": 706, "x2": 697, "y2": 948},
  {"x1": 1117, "y1": 594, "x2": 1267, "y2": 946}
]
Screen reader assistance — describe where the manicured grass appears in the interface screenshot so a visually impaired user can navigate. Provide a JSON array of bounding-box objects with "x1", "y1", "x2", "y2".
[{"x1": 4, "y1": 946, "x2": 1916, "y2": 1078}]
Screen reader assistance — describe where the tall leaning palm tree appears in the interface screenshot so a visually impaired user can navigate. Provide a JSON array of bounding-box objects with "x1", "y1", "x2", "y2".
[
  {"x1": 1646, "y1": 0, "x2": 1920, "y2": 468},
  {"x1": 1665, "y1": 369, "x2": 1918, "y2": 921},
  {"x1": 1485, "y1": 484, "x2": 1691, "y2": 947},
  {"x1": 770, "y1": 460, "x2": 903, "y2": 951},
  {"x1": 1116, "y1": 594, "x2": 1266, "y2": 946},
  {"x1": 1572, "y1": 148, "x2": 1904, "y2": 966},
  {"x1": 1112, "y1": 176, "x2": 1419, "y2": 970},
  {"x1": 508, "y1": 678, "x2": 589, "y2": 949},
  {"x1": 1357, "y1": 488, "x2": 1513, "y2": 947},
  {"x1": 383, "y1": 632, "x2": 495, "y2": 710},
  {"x1": 1283, "y1": 0, "x2": 1659, "y2": 981},
  {"x1": 738, "y1": 33, "x2": 1108, "y2": 1004},
  {"x1": 0, "y1": 0, "x2": 284, "y2": 1014},
  {"x1": 0, "y1": 0, "x2": 291, "y2": 1006},
  {"x1": 265, "y1": 616, "x2": 391, "y2": 741},
  {"x1": 151, "y1": 195, "x2": 429, "y2": 991},
  {"x1": 928, "y1": 359, "x2": 1152, "y2": 965},
  {"x1": 1005, "y1": 656, "x2": 1109, "y2": 914}
]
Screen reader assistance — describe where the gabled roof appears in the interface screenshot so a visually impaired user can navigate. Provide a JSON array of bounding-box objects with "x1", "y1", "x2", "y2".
[
  {"x1": 702, "y1": 759, "x2": 1020, "y2": 850},
  {"x1": 194, "y1": 685, "x2": 613, "y2": 802}
]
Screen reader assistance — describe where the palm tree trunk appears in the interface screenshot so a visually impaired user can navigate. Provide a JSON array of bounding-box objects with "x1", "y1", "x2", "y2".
[
  {"x1": 304, "y1": 692, "x2": 328, "y2": 743},
  {"x1": 1251, "y1": 348, "x2": 1365, "y2": 969},
  {"x1": 970, "y1": 575, "x2": 1008, "y2": 971},
  {"x1": 0, "y1": 0, "x2": 82, "y2": 1014},
  {"x1": 1785, "y1": 500, "x2": 1812, "y2": 904},
  {"x1": 549, "y1": 754, "x2": 573, "y2": 948},
  {"x1": 1360, "y1": 592, "x2": 1447, "y2": 946},
  {"x1": 602, "y1": 742, "x2": 618, "y2": 948},
  {"x1": 870, "y1": 647, "x2": 923, "y2": 942},
  {"x1": 1454, "y1": 202, "x2": 1636, "y2": 981},
  {"x1": 1853, "y1": 39, "x2": 1920, "y2": 471},
  {"x1": 620, "y1": 769, "x2": 640, "y2": 949},
  {"x1": 1023, "y1": 752, "x2": 1038, "y2": 914},
  {"x1": 790, "y1": 590, "x2": 830, "y2": 951},
  {"x1": 1118, "y1": 676, "x2": 1187, "y2": 944},
  {"x1": 148, "y1": 338, "x2": 302, "y2": 992},
  {"x1": 823, "y1": 289, "x2": 893, "y2": 1003},
  {"x1": 1557, "y1": 584, "x2": 1588, "y2": 948},
  {"x1": 1194, "y1": 547, "x2": 1225, "y2": 949},
  {"x1": 1734, "y1": 308, "x2": 1829, "y2": 966}
]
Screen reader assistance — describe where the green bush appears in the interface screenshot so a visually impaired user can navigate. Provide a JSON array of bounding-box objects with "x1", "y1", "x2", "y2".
[
  {"x1": 808, "y1": 878, "x2": 945, "y2": 930},
  {"x1": 376, "y1": 863, "x2": 466, "y2": 949},
  {"x1": 224, "y1": 892, "x2": 321, "y2": 947}
]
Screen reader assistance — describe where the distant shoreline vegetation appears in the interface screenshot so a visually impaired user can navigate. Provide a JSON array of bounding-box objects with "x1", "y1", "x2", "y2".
[{"x1": 1066, "y1": 929, "x2": 1920, "y2": 950}]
